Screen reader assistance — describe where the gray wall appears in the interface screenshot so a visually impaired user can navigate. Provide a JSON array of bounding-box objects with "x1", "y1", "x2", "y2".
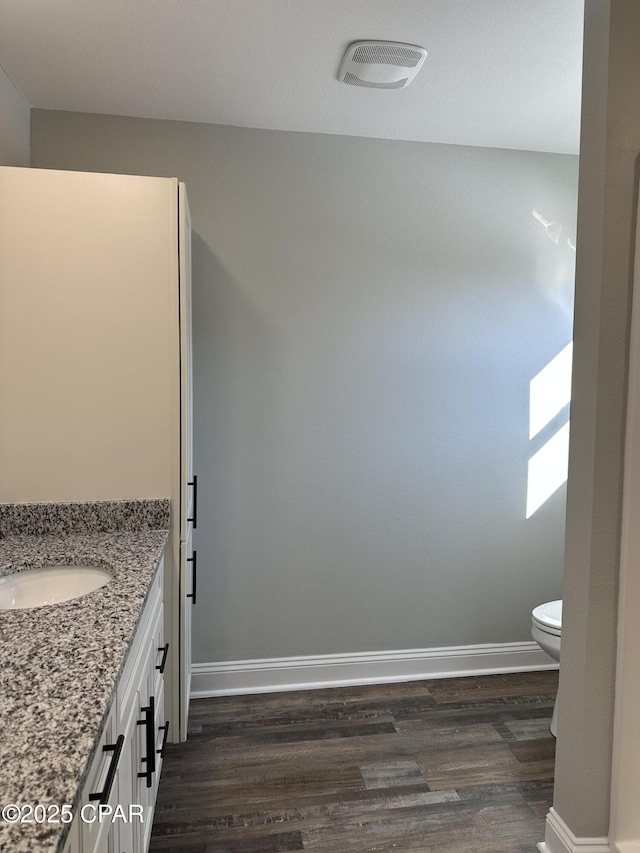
[
  {"x1": 551, "y1": 0, "x2": 640, "y2": 840},
  {"x1": 31, "y1": 111, "x2": 577, "y2": 662},
  {"x1": 0, "y1": 65, "x2": 29, "y2": 165}
]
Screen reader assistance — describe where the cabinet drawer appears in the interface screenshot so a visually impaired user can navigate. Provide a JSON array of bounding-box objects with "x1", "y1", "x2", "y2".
[{"x1": 148, "y1": 597, "x2": 166, "y2": 700}]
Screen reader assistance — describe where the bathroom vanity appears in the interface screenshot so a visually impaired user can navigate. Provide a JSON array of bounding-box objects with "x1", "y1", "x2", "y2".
[
  {"x1": 0, "y1": 166, "x2": 195, "y2": 745},
  {"x1": 0, "y1": 500, "x2": 169, "y2": 853}
]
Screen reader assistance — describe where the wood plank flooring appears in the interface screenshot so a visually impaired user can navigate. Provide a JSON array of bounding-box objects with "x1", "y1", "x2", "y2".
[{"x1": 149, "y1": 671, "x2": 558, "y2": 852}]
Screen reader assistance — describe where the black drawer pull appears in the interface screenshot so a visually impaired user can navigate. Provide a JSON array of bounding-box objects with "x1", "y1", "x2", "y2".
[
  {"x1": 137, "y1": 695, "x2": 156, "y2": 788},
  {"x1": 187, "y1": 550, "x2": 197, "y2": 605},
  {"x1": 156, "y1": 643, "x2": 169, "y2": 674},
  {"x1": 89, "y1": 735, "x2": 125, "y2": 804},
  {"x1": 187, "y1": 475, "x2": 197, "y2": 528},
  {"x1": 157, "y1": 721, "x2": 170, "y2": 758}
]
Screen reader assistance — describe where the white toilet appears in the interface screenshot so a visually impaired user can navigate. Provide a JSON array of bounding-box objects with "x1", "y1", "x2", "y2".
[{"x1": 531, "y1": 599, "x2": 562, "y2": 737}]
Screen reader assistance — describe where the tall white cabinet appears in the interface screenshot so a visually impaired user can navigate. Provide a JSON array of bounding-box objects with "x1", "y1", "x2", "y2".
[{"x1": 0, "y1": 166, "x2": 195, "y2": 741}]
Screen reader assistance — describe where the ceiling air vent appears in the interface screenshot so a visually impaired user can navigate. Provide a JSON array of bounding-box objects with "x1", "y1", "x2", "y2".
[{"x1": 338, "y1": 41, "x2": 427, "y2": 90}]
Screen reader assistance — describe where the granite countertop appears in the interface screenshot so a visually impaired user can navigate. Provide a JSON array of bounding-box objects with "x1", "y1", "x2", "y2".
[{"x1": 0, "y1": 500, "x2": 170, "y2": 853}]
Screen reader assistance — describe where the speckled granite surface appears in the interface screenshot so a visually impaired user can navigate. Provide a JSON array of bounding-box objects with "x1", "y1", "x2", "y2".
[
  {"x1": 0, "y1": 501, "x2": 169, "y2": 853},
  {"x1": 0, "y1": 498, "x2": 170, "y2": 536}
]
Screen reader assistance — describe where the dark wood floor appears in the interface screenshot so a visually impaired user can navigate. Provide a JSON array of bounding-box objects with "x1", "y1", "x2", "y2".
[{"x1": 149, "y1": 670, "x2": 557, "y2": 852}]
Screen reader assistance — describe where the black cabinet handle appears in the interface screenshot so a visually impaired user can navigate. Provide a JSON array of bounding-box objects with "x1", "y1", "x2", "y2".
[
  {"x1": 187, "y1": 475, "x2": 197, "y2": 528},
  {"x1": 187, "y1": 550, "x2": 197, "y2": 605},
  {"x1": 156, "y1": 643, "x2": 169, "y2": 674},
  {"x1": 137, "y1": 695, "x2": 156, "y2": 788},
  {"x1": 157, "y1": 721, "x2": 170, "y2": 759},
  {"x1": 89, "y1": 735, "x2": 125, "y2": 804}
]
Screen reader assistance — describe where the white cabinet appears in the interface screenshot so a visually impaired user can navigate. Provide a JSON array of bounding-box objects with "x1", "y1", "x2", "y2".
[
  {"x1": 63, "y1": 563, "x2": 167, "y2": 853},
  {"x1": 180, "y1": 520, "x2": 195, "y2": 739}
]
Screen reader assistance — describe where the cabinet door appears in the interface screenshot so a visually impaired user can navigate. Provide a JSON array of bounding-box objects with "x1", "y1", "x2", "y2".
[
  {"x1": 152, "y1": 677, "x2": 167, "y2": 801},
  {"x1": 119, "y1": 683, "x2": 154, "y2": 853},
  {"x1": 115, "y1": 582, "x2": 165, "y2": 853},
  {"x1": 173, "y1": 181, "x2": 193, "y2": 747},
  {"x1": 137, "y1": 676, "x2": 166, "y2": 853},
  {"x1": 135, "y1": 671, "x2": 155, "y2": 842},
  {"x1": 80, "y1": 712, "x2": 120, "y2": 853},
  {"x1": 179, "y1": 524, "x2": 194, "y2": 740},
  {"x1": 60, "y1": 817, "x2": 81, "y2": 853},
  {"x1": 114, "y1": 697, "x2": 137, "y2": 853}
]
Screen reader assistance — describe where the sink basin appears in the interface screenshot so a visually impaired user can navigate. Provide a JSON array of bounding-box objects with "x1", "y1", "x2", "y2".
[{"x1": 0, "y1": 565, "x2": 112, "y2": 609}]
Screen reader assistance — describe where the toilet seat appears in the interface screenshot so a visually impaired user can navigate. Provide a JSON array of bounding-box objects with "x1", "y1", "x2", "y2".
[
  {"x1": 532, "y1": 599, "x2": 562, "y2": 636},
  {"x1": 531, "y1": 599, "x2": 561, "y2": 738}
]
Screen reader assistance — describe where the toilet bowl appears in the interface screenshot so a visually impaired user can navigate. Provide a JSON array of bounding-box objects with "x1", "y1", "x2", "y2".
[{"x1": 531, "y1": 599, "x2": 562, "y2": 737}]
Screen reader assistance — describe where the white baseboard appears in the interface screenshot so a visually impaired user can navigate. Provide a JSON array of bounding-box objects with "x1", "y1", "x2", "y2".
[
  {"x1": 191, "y1": 641, "x2": 558, "y2": 698},
  {"x1": 538, "y1": 808, "x2": 610, "y2": 853}
]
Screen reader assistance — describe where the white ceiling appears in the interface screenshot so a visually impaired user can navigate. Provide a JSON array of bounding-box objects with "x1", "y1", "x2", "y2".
[{"x1": 0, "y1": 0, "x2": 584, "y2": 154}]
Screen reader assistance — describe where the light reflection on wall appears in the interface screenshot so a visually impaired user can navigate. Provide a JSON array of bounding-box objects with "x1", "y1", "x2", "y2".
[
  {"x1": 529, "y1": 342, "x2": 573, "y2": 439},
  {"x1": 526, "y1": 343, "x2": 573, "y2": 518}
]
